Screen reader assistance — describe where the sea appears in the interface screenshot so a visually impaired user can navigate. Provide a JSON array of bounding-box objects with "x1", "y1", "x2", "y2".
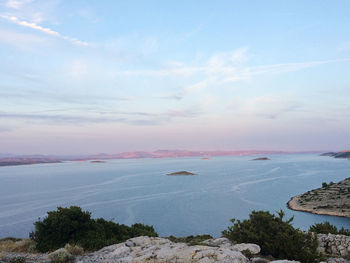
[{"x1": 1, "y1": 153, "x2": 350, "y2": 238}]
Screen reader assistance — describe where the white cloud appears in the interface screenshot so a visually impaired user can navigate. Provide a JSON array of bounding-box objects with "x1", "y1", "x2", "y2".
[
  {"x1": 238, "y1": 95, "x2": 302, "y2": 119},
  {"x1": 6, "y1": 0, "x2": 33, "y2": 9},
  {"x1": 0, "y1": 15, "x2": 88, "y2": 46},
  {"x1": 115, "y1": 48, "x2": 349, "y2": 86},
  {"x1": 207, "y1": 47, "x2": 248, "y2": 68}
]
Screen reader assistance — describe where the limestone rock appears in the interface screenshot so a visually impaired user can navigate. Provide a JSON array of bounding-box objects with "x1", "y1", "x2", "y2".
[
  {"x1": 202, "y1": 237, "x2": 233, "y2": 247},
  {"x1": 233, "y1": 243, "x2": 261, "y2": 254},
  {"x1": 251, "y1": 258, "x2": 270, "y2": 263},
  {"x1": 75, "y1": 236, "x2": 248, "y2": 263}
]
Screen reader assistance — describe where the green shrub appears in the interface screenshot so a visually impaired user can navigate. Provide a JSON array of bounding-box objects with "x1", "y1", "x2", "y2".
[
  {"x1": 222, "y1": 210, "x2": 320, "y2": 263},
  {"x1": 129, "y1": 223, "x2": 159, "y2": 237},
  {"x1": 309, "y1": 221, "x2": 350, "y2": 236},
  {"x1": 30, "y1": 206, "x2": 157, "y2": 252}
]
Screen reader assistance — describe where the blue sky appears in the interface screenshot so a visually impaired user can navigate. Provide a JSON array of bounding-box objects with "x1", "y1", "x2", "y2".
[{"x1": 0, "y1": 0, "x2": 349, "y2": 154}]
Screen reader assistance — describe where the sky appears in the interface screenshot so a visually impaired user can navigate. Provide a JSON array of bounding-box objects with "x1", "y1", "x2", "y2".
[{"x1": 0, "y1": 0, "x2": 350, "y2": 154}]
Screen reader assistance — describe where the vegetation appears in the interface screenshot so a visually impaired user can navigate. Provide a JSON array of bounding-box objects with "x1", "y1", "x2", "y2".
[
  {"x1": 30, "y1": 206, "x2": 158, "y2": 252},
  {"x1": 309, "y1": 221, "x2": 350, "y2": 236},
  {"x1": 167, "y1": 235, "x2": 213, "y2": 246},
  {"x1": 64, "y1": 244, "x2": 84, "y2": 256},
  {"x1": 5, "y1": 206, "x2": 350, "y2": 262},
  {"x1": 222, "y1": 210, "x2": 321, "y2": 263},
  {"x1": 48, "y1": 248, "x2": 75, "y2": 263},
  {"x1": 0, "y1": 238, "x2": 35, "y2": 253},
  {"x1": 322, "y1": 181, "x2": 334, "y2": 188}
]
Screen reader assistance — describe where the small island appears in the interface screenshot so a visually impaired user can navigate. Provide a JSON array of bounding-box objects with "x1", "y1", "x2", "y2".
[
  {"x1": 90, "y1": 160, "x2": 106, "y2": 163},
  {"x1": 288, "y1": 178, "x2": 350, "y2": 218},
  {"x1": 251, "y1": 157, "x2": 270, "y2": 161},
  {"x1": 167, "y1": 171, "x2": 196, "y2": 176}
]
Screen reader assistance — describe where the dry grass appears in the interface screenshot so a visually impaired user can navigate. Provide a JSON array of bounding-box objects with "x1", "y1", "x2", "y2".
[
  {"x1": 64, "y1": 244, "x2": 84, "y2": 256},
  {"x1": 0, "y1": 238, "x2": 36, "y2": 253},
  {"x1": 49, "y1": 248, "x2": 75, "y2": 263}
]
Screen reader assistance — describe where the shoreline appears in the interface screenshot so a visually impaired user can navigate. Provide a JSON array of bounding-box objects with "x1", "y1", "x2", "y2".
[{"x1": 287, "y1": 195, "x2": 350, "y2": 219}]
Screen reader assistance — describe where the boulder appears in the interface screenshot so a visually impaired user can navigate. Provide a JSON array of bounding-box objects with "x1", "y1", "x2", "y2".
[
  {"x1": 233, "y1": 243, "x2": 261, "y2": 254},
  {"x1": 202, "y1": 237, "x2": 233, "y2": 247}
]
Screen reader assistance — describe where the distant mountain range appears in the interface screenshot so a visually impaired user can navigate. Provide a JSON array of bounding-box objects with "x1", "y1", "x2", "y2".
[{"x1": 0, "y1": 149, "x2": 321, "y2": 167}]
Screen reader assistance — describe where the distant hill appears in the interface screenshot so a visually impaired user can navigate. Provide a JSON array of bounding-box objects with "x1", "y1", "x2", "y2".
[
  {"x1": 0, "y1": 149, "x2": 317, "y2": 167},
  {"x1": 83, "y1": 150, "x2": 292, "y2": 160},
  {"x1": 0, "y1": 157, "x2": 61, "y2": 167},
  {"x1": 320, "y1": 151, "x2": 350, "y2": 159}
]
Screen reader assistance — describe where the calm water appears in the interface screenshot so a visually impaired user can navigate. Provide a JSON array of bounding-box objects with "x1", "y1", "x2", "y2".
[{"x1": 1, "y1": 154, "x2": 350, "y2": 238}]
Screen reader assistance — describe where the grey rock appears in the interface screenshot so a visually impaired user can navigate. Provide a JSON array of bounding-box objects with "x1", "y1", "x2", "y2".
[
  {"x1": 251, "y1": 258, "x2": 270, "y2": 263},
  {"x1": 233, "y1": 243, "x2": 261, "y2": 255},
  {"x1": 203, "y1": 237, "x2": 233, "y2": 247},
  {"x1": 76, "y1": 236, "x2": 249, "y2": 263}
]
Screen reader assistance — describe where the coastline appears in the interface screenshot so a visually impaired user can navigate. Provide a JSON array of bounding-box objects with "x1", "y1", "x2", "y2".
[{"x1": 287, "y1": 195, "x2": 350, "y2": 219}]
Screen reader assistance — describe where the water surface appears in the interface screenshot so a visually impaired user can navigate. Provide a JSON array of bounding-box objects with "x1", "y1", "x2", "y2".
[{"x1": 1, "y1": 154, "x2": 350, "y2": 238}]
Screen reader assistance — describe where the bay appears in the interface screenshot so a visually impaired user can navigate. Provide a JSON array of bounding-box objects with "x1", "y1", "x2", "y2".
[{"x1": 1, "y1": 154, "x2": 350, "y2": 238}]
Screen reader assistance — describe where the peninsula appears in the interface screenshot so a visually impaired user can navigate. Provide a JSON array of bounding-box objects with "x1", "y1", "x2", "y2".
[
  {"x1": 320, "y1": 151, "x2": 350, "y2": 159},
  {"x1": 288, "y1": 178, "x2": 350, "y2": 218}
]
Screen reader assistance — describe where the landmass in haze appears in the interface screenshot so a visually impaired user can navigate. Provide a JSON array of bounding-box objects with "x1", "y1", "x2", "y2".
[{"x1": 0, "y1": 149, "x2": 318, "y2": 167}]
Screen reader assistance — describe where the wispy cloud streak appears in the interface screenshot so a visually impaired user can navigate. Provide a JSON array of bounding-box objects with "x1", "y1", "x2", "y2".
[
  {"x1": 0, "y1": 108, "x2": 201, "y2": 126},
  {"x1": 0, "y1": 15, "x2": 88, "y2": 46}
]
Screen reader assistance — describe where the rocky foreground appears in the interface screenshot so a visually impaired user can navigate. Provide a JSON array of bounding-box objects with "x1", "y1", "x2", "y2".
[
  {"x1": 2, "y1": 236, "x2": 350, "y2": 263},
  {"x1": 0, "y1": 236, "x2": 299, "y2": 263}
]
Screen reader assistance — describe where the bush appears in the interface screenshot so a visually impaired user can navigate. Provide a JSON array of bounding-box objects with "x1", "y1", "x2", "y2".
[
  {"x1": 322, "y1": 181, "x2": 335, "y2": 188},
  {"x1": 30, "y1": 206, "x2": 158, "y2": 252},
  {"x1": 48, "y1": 248, "x2": 75, "y2": 263},
  {"x1": 129, "y1": 223, "x2": 159, "y2": 237},
  {"x1": 222, "y1": 210, "x2": 320, "y2": 263},
  {"x1": 64, "y1": 244, "x2": 84, "y2": 256},
  {"x1": 309, "y1": 221, "x2": 350, "y2": 236}
]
